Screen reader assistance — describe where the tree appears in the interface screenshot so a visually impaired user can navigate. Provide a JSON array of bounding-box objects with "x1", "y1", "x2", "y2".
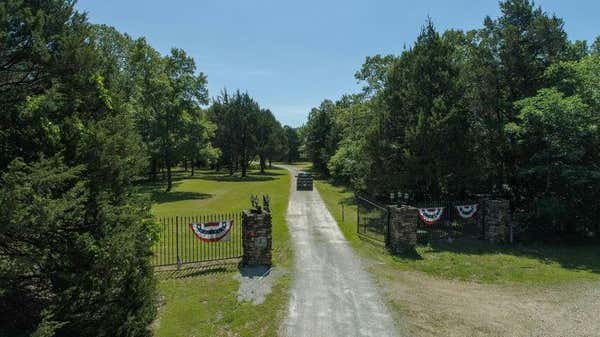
[
  {"x1": 159, "y1": 48, "x2": 208, "y2": 190},
  {"x1": 303, "y1": 100, "x2": 339, "y2": 176},
  {"x1": 466, "y1": 0, "x2": 571, "y2": 192},
  {"x1": 255, "y1": 109, "x2": 278, "y2": 173},
  {"x1": 508, "y1": 86, "x2": 599, "y2": 237},
  {"x1": 283, "y1": 126, "x2": 301, "y2": 163},
  {"x1": 209, "y1": 91, "x2": 261, "y2": 177},
  {"x1": 0, "y1": 1, "x2": 157, "y2": 335},
  {"x1": 379, "y1": 19, "x2": 474, "y2": 198},
  {"x1": 354, "y1": 54, "x2": 396, "y2": 97},
  {"x1": 180, "y1": 108, "x2": 215, "y2": 176}
]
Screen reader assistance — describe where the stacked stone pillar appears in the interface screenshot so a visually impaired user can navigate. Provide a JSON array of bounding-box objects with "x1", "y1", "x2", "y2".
[
  {"x1": 242, "y1": 210, "x2": 272, "y2": 266},
  {"x1": 387, "y1": 205, "x2": 418, "y2": 254},
  {"x1": 482, "y1": 199, "x2": 511, "y2": 243}
]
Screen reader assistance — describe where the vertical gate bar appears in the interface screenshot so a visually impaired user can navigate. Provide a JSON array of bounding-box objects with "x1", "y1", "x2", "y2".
[
  {"x1": 194, "y1": 215, "x2": 198, "y2": 262},
  {"x1": 184, "y1": 216, "x2": 188, "y2": 264},
  {"x1": 216, "y1": 214, "x2": 220, "y2": 260},
  {"x1": 203, "y1": 214, "x2": 207, "y2": 261},
  {"x1": 165, "y1": 217, "x2": 168, "y2": 266},
  {"x1": 200, "y1": 215, "x2": 203, "y2": 261},
  {"x1": 176, "y1": 216, "x2": 179, "y2": 267}
]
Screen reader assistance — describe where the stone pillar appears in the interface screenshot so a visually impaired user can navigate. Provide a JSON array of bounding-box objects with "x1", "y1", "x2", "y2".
[
  {"x1": 387, "y1": 205, "x2": 418, "y2": 254},
  {"x1": 483, "y1": 199, "x2": 510, "y2": 243},
  {"x1": 242, "y1": 210, "x2": 272, "y2": 266}
]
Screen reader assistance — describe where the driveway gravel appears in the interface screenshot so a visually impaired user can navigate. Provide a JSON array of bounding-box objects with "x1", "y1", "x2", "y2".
[{"x1": 280, "y1": 165, "x2": 399, "y2": 337}]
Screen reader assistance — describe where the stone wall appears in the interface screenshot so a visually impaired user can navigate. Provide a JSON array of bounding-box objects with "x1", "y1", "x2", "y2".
[
  {"x1": 242, "y1": 210, "x2": 272, "y2": 266},
  {"x1": 387, "y1": 205, "x2": 418, "y2": 254},
  {"x1": 483, "y1": 199, "x2": 510, "y2": 243}
]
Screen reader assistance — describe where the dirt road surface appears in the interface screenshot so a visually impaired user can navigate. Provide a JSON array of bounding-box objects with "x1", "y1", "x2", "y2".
[{"x1": 280, "y1": 165, "x2": 399, "y2": 337}]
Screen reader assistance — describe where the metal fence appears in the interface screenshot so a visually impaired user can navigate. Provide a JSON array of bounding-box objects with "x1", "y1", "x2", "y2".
[
  {"x1": 412, "y1": 199, "x2": 484, "y2": 242},
  {"x1": 356, "y1": 195, "x2": 389, "y2": 243},
  {"x1": 152, "y1": 213, "x2": 243, "y2": 267}
]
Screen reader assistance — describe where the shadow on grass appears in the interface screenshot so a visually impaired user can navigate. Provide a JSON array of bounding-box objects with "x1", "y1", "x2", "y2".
[
  {"x1": 423, "y1": 239, "x2": 600, "y2": 275},
  {"x1": 155, "y1": 261, "x2": 240, "y2": 280},
  {"x1": 195, "y1": 173, "x2": 275, "y2": 182},
  {"x1": 151, "y1": 191, "x2": 213, "y2": 203},
  {"x1": 239, "y1": 265, "x2": 271, "y2": 278}
]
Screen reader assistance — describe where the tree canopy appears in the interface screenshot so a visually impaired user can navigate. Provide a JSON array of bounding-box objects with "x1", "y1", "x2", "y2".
[
  {"x1": 301, "y1": 0, "x2": 600, "y2": 240},
  {"x1": 0, "y1": 1, "x2": 292, "y2": 335}
]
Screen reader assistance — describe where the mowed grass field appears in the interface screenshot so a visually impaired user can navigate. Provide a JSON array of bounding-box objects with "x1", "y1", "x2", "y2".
[{"x1": 141, "y1": 167, "x2": 292, "y2": 337}]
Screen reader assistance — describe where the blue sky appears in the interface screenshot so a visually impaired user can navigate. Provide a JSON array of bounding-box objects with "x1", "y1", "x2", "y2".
[{"x1": 76, "y1": 0, "x2": 599, "y2": 127}]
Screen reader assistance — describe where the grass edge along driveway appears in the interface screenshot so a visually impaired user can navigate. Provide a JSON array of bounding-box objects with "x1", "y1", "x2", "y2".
[{"x1": 147, "y1": 167, "x2": 292, "y2": 337}]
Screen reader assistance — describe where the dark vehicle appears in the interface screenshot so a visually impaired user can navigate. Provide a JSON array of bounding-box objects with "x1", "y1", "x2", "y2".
[{"x1": 296, "y1": 172, "x2": 313, "y2": 191}]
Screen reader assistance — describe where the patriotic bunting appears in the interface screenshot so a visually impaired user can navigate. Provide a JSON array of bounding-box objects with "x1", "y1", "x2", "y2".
[
  {"x1": 455, "y1": 204, "x2": 478, "y2": 219},
  {"x1": 418, "y1": 207, "x2": 444, "y2": 225},
  {"x1": 190, "y1": 220, "x2": 233, "y2": 242}
]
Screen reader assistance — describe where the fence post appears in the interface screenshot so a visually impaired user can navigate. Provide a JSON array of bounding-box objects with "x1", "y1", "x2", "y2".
[
  {"x1": 176, "y1": 216, "x2": 181, "y2": 269},
  {"x1": 356, "y1": 197, "x2": 360, "y2": 234}
]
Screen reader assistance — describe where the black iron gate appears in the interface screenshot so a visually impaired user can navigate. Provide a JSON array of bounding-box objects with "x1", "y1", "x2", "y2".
[
  {"x1": 356, "y1": 195, "x2": 389, "y2": 243},
  {"x1": 152, "y1": 212, "x2": 243, "y2": 267}
]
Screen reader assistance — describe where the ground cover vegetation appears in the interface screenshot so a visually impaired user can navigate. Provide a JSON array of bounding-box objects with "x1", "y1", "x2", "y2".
[
  {"x1": 301, "y1": 0, "x2": 600, "y2": 241},
  {"x1": 149, "y1": 167, "x2": 292, "y2": 337},
  {"x1": 0, "y1": 1, "x2": 300, "y2": 336}
]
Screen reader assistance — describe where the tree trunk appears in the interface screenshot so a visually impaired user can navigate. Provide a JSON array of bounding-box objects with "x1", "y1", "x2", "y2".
[
  {"x1": 259, "y1": 155, "x2": 266, "y2": 174},
  {"x1": 151, "y1": 158, "x2": 158, "y2": 181},
  {"x1": 191, "y1": 157, "x2": 195, "y2": 176},
  {"x1": 166, "y1": 160, "x2": 172, "y2": 192},
  {"x1": 241, "y1": 151, "x2": 248, "y2": 177},
  {"x1": 184, "y1": 158, "x2": 188, "y2": 171},
  {"x1": 268, "y1": 158, "x2": 272, "y2": 168}
]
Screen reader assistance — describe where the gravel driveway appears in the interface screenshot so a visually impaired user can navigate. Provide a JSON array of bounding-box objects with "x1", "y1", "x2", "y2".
[{"x1": 280, "y1": 165, "x2": 398, "y2": 337}]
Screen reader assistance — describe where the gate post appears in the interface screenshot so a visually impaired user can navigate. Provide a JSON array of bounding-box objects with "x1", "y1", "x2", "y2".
[
  {"x1": 242, "y1": 209, "x2": 272, "y2": 266},
  {"x1": 482, "y1": 198, "x2": 510, "y2": 243},
  {"x1": 387, "y1": 205, "x2": 418, "y2": 254}
]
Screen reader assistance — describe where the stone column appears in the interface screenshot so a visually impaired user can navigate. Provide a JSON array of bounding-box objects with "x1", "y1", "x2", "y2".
[
  {"x1": 483, "y1": 199, "x2": 510, "y2": 243},
  {"x1": 242, "y1": 210, "x2": 272, "y2": 266},
  {"x1": 387, "y1": 205, "x2": 418, "y2": 254}
]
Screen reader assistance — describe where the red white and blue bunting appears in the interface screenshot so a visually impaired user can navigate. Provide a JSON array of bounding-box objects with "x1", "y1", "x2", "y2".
[
  {"x1": 455, "y1": 204, "x2": 478, "y2": 219},
  {"x1": 190, "y1": 220, "x2": 233, "y2": 242},
  {"x1": 418, "y1": 207, "x2": 445, "y2": 225}
]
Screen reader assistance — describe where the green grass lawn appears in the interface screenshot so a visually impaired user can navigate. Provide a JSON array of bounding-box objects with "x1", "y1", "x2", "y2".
[
  {"x1": 300, "y1": 164, "x2": 600, "y2": 285},
  {"x1": 144, "y1": 167, "x2": 292, "y2": 337}
]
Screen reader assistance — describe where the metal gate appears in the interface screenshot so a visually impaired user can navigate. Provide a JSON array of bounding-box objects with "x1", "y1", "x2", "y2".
[
  {"x1": 152, "y1": 213, "x2": 243, "y2": 267},
  {"x1": 356, "y1": 195, "x2": 389, "y2": 243}
]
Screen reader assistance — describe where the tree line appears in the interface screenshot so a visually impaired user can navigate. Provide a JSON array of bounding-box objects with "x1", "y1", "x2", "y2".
[
  {"x1": 0, "y1": 1, "x2": 299, "y2": 336},
  {"x1": 302, "y1": 0, "x2": 600, "y2": 240}
]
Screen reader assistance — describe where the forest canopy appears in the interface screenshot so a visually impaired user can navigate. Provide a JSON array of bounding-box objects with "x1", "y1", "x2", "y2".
[
  {"x1": 301, "y1": 0, "x2": 600, "y2": 240},
  {"x1": 0, "y1": 1, "x2": 297, "y2": 336}
]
